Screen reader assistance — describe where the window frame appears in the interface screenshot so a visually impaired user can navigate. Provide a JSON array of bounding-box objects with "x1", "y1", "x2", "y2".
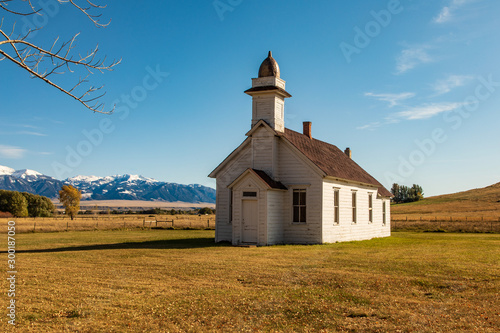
[
  {"x1": 368, "y1": 193, "x2": 373, "y2": 223},
  {"x1": 382, "y1": 200, "x2": 387, "y2": 226},
  {"x1": 292, "y1": 188, "x2": 307, "y2": 224},
  {"x1": 229, "y1": 189, "x2": 233, "y2": 224},
  {"x1": 351, "y1": 190, "x2": 357, "y2": 224},
  {"x1": 333, "y1": 188, "x2": 340, "y2": 225}
]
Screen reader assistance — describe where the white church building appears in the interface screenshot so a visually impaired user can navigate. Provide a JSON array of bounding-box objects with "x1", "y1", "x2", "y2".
[{"x1": 209, "y1": 52, "x2": 392, "y2": 246}]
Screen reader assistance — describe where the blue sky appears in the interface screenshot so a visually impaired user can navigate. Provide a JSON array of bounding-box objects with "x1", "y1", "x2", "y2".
[{"x1": 1, "y1": 0, "x2": 499, "y2": 196}]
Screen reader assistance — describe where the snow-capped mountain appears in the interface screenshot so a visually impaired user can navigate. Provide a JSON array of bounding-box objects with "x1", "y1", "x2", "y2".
[
  {"x1": 0, "y1": 165, "x2": 215, "y2": 203},
  {"x1": 0, "y1": 165, "x2": 64, "y2": 198},
  {"x1": 0, "y1": 165, "x2": 15, "y2": 175},
  {"x1": 11, "y1": 169, "x2": 44, "y2": 181}
]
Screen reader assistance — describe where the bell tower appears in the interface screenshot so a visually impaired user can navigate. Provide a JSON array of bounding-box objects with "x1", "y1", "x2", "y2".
[{"x1": 244, "y1": 51, "x2": 291, "y2": 133}]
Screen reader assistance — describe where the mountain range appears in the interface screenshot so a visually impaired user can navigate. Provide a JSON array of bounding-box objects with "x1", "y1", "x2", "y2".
[{"x1": 0, "y1": 165, "x2": 215, "y2": 203}]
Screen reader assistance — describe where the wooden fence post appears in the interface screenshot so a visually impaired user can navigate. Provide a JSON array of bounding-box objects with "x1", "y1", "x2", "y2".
[{"x1": 33, "y1": 222, "x2": 36, "y2": 232}]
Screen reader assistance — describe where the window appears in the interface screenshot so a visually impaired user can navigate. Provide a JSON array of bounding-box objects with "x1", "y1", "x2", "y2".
[
  {"x1": 333, "y1": 188, "x2": 340, "y2": 225},
  {"x1": 368, "y1": 193, "x2": 373, "y2": 223},
  {"x1": 352, "y1": 191, "x2": 357, "y2": 223},
  {"x1": 382, "y1": 201, "x2": 386, "y2": 226},
  {"x1": 293, "y1": 189, "x2": 306, "y2": 223},
  {"x1": 229, "y1": 189, "x2": 233, "y2": 224},
  {"x1": 243, "y1": 191, "x2": 257, "y2": 197}
]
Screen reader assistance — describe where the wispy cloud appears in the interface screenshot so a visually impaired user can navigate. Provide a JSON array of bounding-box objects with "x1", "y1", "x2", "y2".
[
  {"x1": 0, "y1": 145, "x2": 26, "y2": 159},
  {"x1": 356, "y1": 122, "x2": 381, "y2": 131},
  {"x1": 364, "y1": 92, "x2": 416, "y2": 107},
  {"x1": 393, "y1": 102, "x2": 464, "y2": 120},
  {"x1": 395, "y1": 46, "x2": 434, "y2": 74},
  {"x1": 431, "y1": 75, "x2": 473, "y2": 95},
  {"x1": 434, "y1": 0, "x2": 472, "y2": 23},
  {"x1": 358, "y1": 102, "x2": 465, "y2": 130},
  {"x1": 17, "y1": 131, "x2": 47, "y2": 137},
  {"x1": 19, "y1": 124, "x2": 39, "y2": 129}
]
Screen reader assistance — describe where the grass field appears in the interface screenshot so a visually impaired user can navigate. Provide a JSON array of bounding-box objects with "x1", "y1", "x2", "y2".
[
  {"x1": 391, "y1": 182, "x2": 500, "y2": 222},
  {"x1": 0, "y1": 215, "x2": 215, "y2": 234},
  {"x1": 1, "y1": 230, "x2": 499, "y2": 332}
]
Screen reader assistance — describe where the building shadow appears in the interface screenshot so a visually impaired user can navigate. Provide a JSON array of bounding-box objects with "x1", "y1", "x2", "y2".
[{"x1": 9, "y1": 238, "x2": 230, "y2": 254}]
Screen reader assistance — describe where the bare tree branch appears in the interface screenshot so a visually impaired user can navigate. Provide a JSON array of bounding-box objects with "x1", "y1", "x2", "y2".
[{"x1": 0, "y1": 0, "x2": 119, "y2": 114}]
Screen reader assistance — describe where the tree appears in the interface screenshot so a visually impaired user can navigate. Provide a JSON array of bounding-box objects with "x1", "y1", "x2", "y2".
[
  {"x1": 410, "y1": 184, "x2": 424, "y2": 201},
  {"x1": 0, "y1": 190, "x2": 28, "y2": 217},
  {"x1": 21, "y1": 192, "x2": 55, "y2": 217},
  {"x1": 198, "y1": 207, "x2": 213, "y2": 215},
  {"x1": 59, "y1": 185, "x2": 81, "y2": 220},
  {"x1": 391, "y1": 183, "x2": 424, "y2": 204},
  {"x1": 0, "y1": 0, "x2": 120, "y2": 113}
]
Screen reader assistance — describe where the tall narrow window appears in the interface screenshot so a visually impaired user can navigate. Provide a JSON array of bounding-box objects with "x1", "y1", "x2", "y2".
[
  {"x1": 333, "y1": 188, "x2": 340, "y2": 225},
  {"x1": 352, "y1": 191, "x2": 357, "y2": 223},
  {"x1": 368, "y1": 193, "x2": 373, "y2": 223},
  {"x1": 229, "y1": 189, "x2": 233, "y2": 224},
  {"x1": 293, "y1": 189, "x2": 307, "y2": 223},
  {"x1": 382, "y1": 201, "x2": 386, "y2": 226}
]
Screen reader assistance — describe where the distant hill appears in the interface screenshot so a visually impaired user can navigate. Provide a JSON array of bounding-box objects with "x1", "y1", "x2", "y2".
[
  {"x1": 0, "y1": 165, "x2": 215, "y2": 203},
  {"x1": 426, "y1": 182, "x2": 500, "y2": 203},
  {"x1": 391, "y1": 182, "x2": 500, "y2": 219}
]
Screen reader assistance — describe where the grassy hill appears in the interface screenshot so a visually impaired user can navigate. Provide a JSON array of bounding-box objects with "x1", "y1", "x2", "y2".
[{"x1": 391, "y1": 182, "x2": 500, "y2": 221}]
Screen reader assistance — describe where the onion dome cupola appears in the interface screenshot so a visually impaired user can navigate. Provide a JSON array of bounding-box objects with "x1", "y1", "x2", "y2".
[{"x1": 258, "y1": 51, "x2": 280, "y2": 78}]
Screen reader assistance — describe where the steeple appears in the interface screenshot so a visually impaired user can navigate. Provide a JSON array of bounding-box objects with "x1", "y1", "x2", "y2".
[{"x1": 244, "y1": 51, "x2": 291, "y2": 133}]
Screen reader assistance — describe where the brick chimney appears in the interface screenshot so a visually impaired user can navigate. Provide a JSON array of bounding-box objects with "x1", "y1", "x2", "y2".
[
  {"x1": 344, "y1": 147, "x2": 352, "y2": 159},
  {"x1": 303, "y1": 121, "x2": 312, "y2": 139}
]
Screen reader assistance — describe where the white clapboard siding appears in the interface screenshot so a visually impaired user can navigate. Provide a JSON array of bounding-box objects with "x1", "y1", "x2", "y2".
[
  {"x1": 267, "y1": 190, "x2": 285, "y2": 244},
  {"x1": 214, "y1": 146, "x2": 252, "y2": 242},
  {"x1": 278, "y1": 140, "x2": 323, "y2": 244},
  {"x1": 322, "y1": 179, "x2": 391, "y2": 243},
  {"x1": 251, "y1": 126, "x2": 276, "y2": 175}
]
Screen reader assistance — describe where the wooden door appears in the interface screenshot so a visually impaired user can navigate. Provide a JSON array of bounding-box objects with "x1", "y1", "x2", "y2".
[{"x1": 242, "y1": 200, "x2": 258, "y2": 244}]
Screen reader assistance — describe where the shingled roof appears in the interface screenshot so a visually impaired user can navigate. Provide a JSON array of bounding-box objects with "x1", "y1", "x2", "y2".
[
  {"x1": 281, "y1": 128, "x2": 392, "y2": 197},
  {"x1": 251, "y1": 169, "x2": 288, "y2": 190}
]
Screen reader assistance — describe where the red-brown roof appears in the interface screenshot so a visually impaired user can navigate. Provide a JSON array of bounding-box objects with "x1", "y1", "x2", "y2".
[{"x1": 281, "y1": 128, "x2": 392, "y2": 197}]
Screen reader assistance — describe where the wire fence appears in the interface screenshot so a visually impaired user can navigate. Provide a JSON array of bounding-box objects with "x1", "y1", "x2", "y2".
[
  {"x1": 2, "y1": 214, "x2": 499, "y2": 234},
  {"x1": 0, "y1": 215, "x2": 216, "y2": 234}
]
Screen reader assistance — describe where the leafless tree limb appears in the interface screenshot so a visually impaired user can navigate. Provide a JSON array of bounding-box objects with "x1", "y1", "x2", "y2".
[{"x1": 0, "y1": 0, "x2": 119, "y2": 114}]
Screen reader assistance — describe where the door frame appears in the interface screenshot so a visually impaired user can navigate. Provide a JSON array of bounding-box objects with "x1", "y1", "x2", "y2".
[{"x1": 241, "y1": 197, "x2": 258, "y2": 244}]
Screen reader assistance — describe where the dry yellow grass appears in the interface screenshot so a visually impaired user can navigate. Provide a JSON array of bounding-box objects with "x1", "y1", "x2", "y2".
[
  {"x1": 1, "y1": 230, "x2": 499, "y2": 332},
  {"x1": 392, "y1": 182, "x2": 500, "y2": 221},
  {"x1": 0, "y1": 214, "x2": 215, "y2": 234}
]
